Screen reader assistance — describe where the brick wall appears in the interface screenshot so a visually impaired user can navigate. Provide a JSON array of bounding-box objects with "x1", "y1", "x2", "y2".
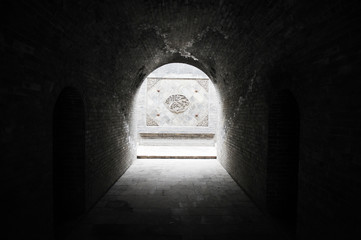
[{"x1": 1, "y1": 1, "x2": 136, "y2": 238}]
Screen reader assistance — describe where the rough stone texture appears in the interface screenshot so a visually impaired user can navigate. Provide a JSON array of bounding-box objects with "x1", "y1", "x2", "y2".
[{"x1": 1, "y1": 0, "x2": 361, "y2": 239}]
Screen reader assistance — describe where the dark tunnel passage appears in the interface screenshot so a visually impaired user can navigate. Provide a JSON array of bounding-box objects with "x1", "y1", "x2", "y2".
[{"x1": 2, "y1": 1, "x2": 361, "y2": 239}]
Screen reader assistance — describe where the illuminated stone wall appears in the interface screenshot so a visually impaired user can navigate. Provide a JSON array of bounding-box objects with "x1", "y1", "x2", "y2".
[{"x1": 136, "y1": 77, "x2": 218, "y2": 146}]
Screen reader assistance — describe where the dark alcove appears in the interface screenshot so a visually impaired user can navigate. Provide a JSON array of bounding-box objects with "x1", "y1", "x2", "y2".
[
  {"x1": 53, "y1": 87, "x2": 85, "y2": 239},
  {"x1": 267, "y1": 90, "x2": 300, "y2": 237}
]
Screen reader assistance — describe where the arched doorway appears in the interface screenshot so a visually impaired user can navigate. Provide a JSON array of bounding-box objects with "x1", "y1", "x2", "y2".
[
  {"x1": 134, "y1": 63, "x2": 219, "y2": 159},
  {"x1": 267, "y1": 90, "x2": 300, "y2": 236},
  {"x1": 53, "y1": 87, "x2": 85, "y2": 238}
]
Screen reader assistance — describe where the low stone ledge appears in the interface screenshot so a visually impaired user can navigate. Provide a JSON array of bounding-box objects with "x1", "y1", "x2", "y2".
[{"x1": 139, "y1": 133, "x2": 215, "y2": 139}]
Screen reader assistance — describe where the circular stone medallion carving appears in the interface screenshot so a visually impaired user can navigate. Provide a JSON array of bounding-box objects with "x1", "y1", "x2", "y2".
[{"x1": 164, "y1": 94, "x2": 190, "y2": 114}]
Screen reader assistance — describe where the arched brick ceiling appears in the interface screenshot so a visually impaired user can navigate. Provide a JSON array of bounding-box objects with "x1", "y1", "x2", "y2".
[{"x1": 39, "y1": 0, "x2": 320, "y2": 98}]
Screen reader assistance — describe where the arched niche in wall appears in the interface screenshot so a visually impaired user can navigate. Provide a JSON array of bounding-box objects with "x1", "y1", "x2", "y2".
[
  {"x1": 53, "y1": 87, "x2": 85, "y2": 238},
  {"x1": 267, "y1": 90, "x2": 300, "y2": 236}
]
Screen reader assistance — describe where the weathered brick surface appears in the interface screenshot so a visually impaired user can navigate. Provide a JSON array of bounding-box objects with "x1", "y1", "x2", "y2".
[{"x1": 1, "y1": 0, "x2": 361, "y2": 239}]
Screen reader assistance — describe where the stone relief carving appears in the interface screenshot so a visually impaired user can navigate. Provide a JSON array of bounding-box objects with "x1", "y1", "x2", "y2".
[
  {"x1": 147, "y1": 78, "x2": 161, "y2": 90},
  {"x1": 164, "y1": 94, "x2": 190, "y2": 114},
  {"x1": 196, "y1": 79, "x2": 208, "y2": 92},
  {"x1": 196, "y1": 115, "x2": 209, "y2": 127},
  {"x1": 146, "y1": 114, "x2": 159, "y2": 126}
]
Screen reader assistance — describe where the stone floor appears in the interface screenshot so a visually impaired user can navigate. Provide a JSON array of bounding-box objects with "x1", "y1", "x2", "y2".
[
  {"x1": 137, "y1": 146, "x2": 217, "y2": 158},
  {"x1": 65, "y1": 159, "x2": 289, "y2": 240}
]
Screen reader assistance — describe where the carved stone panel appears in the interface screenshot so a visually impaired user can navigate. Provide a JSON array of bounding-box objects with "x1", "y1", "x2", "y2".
[{"x1": 146, "y1": 78, "x2": 209, "y2": 127}]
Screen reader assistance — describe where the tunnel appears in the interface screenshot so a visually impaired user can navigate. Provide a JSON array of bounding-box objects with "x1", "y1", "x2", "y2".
[{"x1": 2, "y1": 1, "x2": 361, "y2": 239}]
